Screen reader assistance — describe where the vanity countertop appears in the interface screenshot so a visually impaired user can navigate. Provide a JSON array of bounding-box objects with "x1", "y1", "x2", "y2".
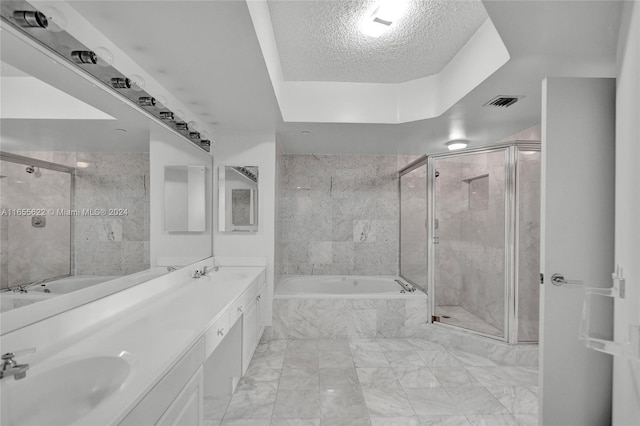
[{"x1": 1, "y1": 265, "x2": 266, "y2": 426}]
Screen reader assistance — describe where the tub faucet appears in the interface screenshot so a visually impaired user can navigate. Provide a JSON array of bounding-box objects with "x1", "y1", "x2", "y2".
[
  {"x1": 395, "y1": 279, "x2": 416, "y2": 293},
  {"x1": 1, "y1": 349, "x2": 35, "y2": 380}
]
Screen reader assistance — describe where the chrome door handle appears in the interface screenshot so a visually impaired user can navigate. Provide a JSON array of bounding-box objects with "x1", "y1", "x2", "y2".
[{"x1": 551, "y1": 273, "x2": 583, "y2": 287}]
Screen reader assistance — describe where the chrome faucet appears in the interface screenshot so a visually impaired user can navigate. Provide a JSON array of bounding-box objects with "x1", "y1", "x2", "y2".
[
  {"x1": 166, "y1": 266, "x2": 177, "y2": 272},
  {"x1": 192, "y1": 265, "x2": 219, "y2": 279},
  {"x1": 395, "y1": 279, "x2": 416, "y2": 293},
  {"x1": 12, "y1": 285, "x2": 28, "y2": 293},
  {"x1": 1, "y1": 349, "x2": 35, "y2": 380}
]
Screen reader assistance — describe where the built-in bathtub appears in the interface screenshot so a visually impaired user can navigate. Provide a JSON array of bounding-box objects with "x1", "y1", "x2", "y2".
[
  {"x1": 28, "y1": 275, "x2": 120, "y2": 294},
  {"x1": 0, "y1": 275, "x2": 119, "y2": 313},
  {"x1": 273, "y1": 275, "x2": 428, "y2": 339}
]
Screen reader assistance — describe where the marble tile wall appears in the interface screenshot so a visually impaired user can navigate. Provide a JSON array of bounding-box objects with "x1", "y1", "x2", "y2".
[
  {"x1": 73, "y1": 152, "x2": 150, "y2": 275},
  {"x1": 0, "y1": 160, "x2": 71, "y2": 289},
  {"x1": 269, "y1": 300, "x2": 538, "y2": 368},
  {"x1": 434, "y1": 151, "x2": 506, "y2": 333},
  {"x1": 272, "y1": 296, "x2": 429, "y2": 340},
  {"x1": 278, "y1": 155, "x2": 399, "y2": 276},
  {"x1": 516, "y1": 151, "x2": 541, "y2": 342},
  {"x1": 2, "y1": 152, "x2": 150, "y2": 286}
]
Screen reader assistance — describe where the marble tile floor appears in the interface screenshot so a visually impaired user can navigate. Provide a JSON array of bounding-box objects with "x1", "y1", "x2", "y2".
[
  {"x1": 204, "y1": 338, "x2": 538, "y2": 426},
  {"x1": 434, "y1": 306, "x2": 502, "y2": 337}
]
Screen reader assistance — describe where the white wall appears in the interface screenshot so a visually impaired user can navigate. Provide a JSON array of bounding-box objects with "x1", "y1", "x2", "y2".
[
  {"x1": 150, "y1": 122, "x2": 213, "y2": 266},
  {"x1": 613, "y1": 2, "x2": 640, "y2": 424},
  {"x1": 213, "y1": 136, "x2": 276, "y2": 326}
]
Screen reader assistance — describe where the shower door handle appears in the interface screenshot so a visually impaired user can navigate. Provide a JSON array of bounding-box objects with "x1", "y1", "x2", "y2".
[
  {"x1": 551, "y1": 273, "x2": 583, "y2": 287},
  {"x1": 433, "y1": 237, "x2": 440, "y2": 245}
]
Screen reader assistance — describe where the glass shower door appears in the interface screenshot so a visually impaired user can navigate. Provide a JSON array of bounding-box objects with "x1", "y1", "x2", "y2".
[
  {"x1": 399, "y1": 160, "x2": 428, "y2": 290},
  {"x1": 0, "y1": 154, "x2": 72, "y2": 291},
  {"x1": 432, "y1": 149, "x2": 508, "y2": 338}
]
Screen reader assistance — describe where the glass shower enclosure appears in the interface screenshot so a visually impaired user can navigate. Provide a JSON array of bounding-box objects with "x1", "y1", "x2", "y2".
[{"x1": 399, "y1": 142, "x2": 540, "y2": 343}]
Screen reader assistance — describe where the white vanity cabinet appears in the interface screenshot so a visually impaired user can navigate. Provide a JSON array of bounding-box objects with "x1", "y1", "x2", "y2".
[
  {"x1": 157, "y1": 366, "x2": 203, "y2": 426},
  {"x1": 117, "y1": 268, "x2": 267, "y2": 426},
  {"x1": 241, "y1": 292, "x2": 259, "y2": 375},
  {"x1": 119, "y1": 338, "x2": 205, "y2": 426},
  {"x1": 241, "y1": 281, "x2": 268, "y2": 374},
  {"x1": 256, "y1": 281, "x2": 268, "y2": 338}
]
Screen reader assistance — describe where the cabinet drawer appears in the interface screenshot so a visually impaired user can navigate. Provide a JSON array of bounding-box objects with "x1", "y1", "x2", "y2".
[
  {"x1": 204, "y1": 310, "x2": 230, "y2": 358},
  {"x1": 229, "y1": 285, "x2": 258, "y2": 326}
]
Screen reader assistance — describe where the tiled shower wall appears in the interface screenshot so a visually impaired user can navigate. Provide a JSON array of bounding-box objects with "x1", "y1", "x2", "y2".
[
  {"x1": 3, "y1": 152, "x2": 150, "y2": 283},
  {"x1": 434, "y1": 152, "x2": 507, "y2": 332},
  {"x1": 278, "y1": 155, "x2": 399, "y2": 276}
]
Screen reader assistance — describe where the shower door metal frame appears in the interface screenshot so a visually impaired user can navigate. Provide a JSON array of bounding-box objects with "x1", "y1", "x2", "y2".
[
  {"x1": 426, "y1": 142, "x2": 540, "y2": 343},
  {"x1": 398, "y1": 155, "x2": 428, "y2": 293},
  {"x1": 0, "y1": 151, "x2": 76, "y2": 288},
  {"x1": 511, "y1": 143, "x2": 542, "y2": 343}
]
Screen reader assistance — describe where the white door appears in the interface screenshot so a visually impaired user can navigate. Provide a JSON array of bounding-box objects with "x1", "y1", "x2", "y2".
[{"x1": 540, "y1": 77, "x2": 616, "y2": 425}]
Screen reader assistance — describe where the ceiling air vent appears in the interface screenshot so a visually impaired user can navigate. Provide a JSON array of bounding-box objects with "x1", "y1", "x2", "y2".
[{"x1": 483, "y1": 95, "x2": 525, "y2": 108}]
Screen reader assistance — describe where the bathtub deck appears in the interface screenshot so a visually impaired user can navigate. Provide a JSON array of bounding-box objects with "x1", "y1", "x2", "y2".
[{"x1": 205, "y1": 337, "x2": 539, "y2": 425}]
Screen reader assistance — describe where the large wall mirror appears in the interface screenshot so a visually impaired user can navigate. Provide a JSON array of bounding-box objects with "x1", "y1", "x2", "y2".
[
  {"x1": 218, "y1": 166, "x2": 259, "y2": 232},
  {"x1": 0, "y1": 22, "x2": 213, "y2": 333}
]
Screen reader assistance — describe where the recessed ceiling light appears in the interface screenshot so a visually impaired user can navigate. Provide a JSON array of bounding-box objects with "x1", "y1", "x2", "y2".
[
  {"x1": 75, "y1": 161, "x2": 90, "y2": 168},
  {"x1": 445, "y1": 139, "x2": 469, "y2": 151},
  {"x1": 115, "y1": 128, "x2": 127, "y2": 133},
  {"x1": 360, "y1": 0, "x2": 409, "y2": 37},
  {"x1": 301, "y1": 130, "x2": 311, "y2": 135}
]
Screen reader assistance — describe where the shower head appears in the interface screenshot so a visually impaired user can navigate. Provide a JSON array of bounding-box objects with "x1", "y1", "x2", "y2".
[{"x1": 25, "y1": 165, "x2": 35, "y2": 174}]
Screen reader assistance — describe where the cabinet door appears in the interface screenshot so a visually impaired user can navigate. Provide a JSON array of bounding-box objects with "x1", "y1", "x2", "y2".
[
  {"x1": 157, "y1": 366, "x2": 203, "y2": 426},
  {"x1": 256, "y1": 283, "x2": 268, "y2": 337},
  {"x1": 241, "y1": 298, "x2": 258, "y2": 375}
]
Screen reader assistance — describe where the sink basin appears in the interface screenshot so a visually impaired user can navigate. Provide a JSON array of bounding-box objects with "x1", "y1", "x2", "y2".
[{"x1": 1, "y1": 356, "x2": 130, "y2": 425}]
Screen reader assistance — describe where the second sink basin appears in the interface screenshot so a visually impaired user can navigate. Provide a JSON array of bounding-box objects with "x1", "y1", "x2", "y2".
[{"x1": 1, "y1": 355, "x2": 131, "y2": 425}]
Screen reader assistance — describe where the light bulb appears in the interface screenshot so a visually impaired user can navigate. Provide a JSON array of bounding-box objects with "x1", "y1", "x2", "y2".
[
  {"x1": 95, "y1": 47, "x2": 114, "y2": 67},
  {"x1": 129, "y1": 74, "x2": 145, "y2": 91},
  {"x1": 155, "y1": 95, "x2": 167, "y2": 106},
  {"x1": 200, "y1": 130, "x2": 209, "y2": 139},
  {"x1": 188, "y1": 121, "x2": 199, "y2": 131},
  {"x1": 445, "y1": 140, "x2": 469, "y2": 151},
  {"x1": 40, "y1": 6, "x2": 67, "y2": 32}
]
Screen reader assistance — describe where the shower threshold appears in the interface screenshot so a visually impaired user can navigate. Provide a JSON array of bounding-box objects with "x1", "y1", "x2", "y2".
[{"x1": 435, "y1": 305, "x2": 502, "y2": 336}]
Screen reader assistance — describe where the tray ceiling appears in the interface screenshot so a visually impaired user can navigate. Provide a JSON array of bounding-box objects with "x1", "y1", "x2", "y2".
[{"x1": 268, "y1": 0, "x2": 488, "y2": 83}]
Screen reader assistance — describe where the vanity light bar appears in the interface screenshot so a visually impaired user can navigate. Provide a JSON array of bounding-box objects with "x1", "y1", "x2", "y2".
[{"x1": 1, "y1": 1, "x2": 213, "y2": 153}]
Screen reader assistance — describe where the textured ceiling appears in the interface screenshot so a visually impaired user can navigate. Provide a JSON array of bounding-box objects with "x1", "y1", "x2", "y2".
[{"x1": 268, "y1": 0, "x2": 488, "y2": 84}]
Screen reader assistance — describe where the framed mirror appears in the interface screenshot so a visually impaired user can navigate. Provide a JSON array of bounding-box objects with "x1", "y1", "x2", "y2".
[
  {"x1": 0, "y1": 20, "x2": 213, "y2": 333},
  {"x1": 218, "y1": 166, "x2": 258, "y2": 232}
]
